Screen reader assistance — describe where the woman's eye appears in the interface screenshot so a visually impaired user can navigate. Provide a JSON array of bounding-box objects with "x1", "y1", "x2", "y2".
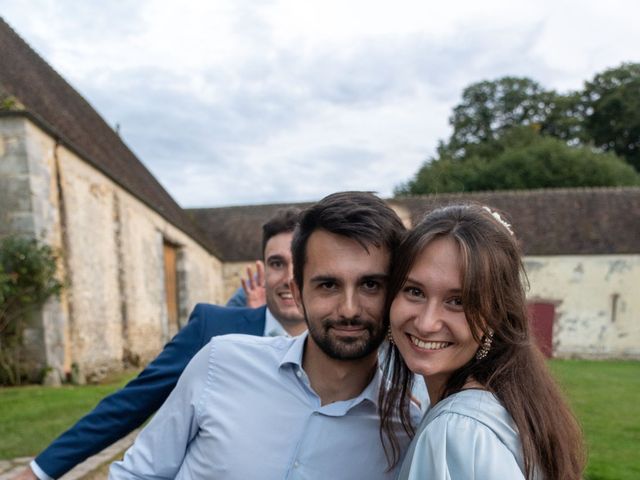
[
  {"x1": 448, "y1": 297, "x2": 463, "y2": 308},
  {"x1": 403, "y1": 286, "x2": 423, "y2": 298}
]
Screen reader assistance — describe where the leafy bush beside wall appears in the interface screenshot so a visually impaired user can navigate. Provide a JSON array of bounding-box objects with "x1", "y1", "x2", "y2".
[{"x1": 0, "y1": 237, "x2": 63, "y2": 385}]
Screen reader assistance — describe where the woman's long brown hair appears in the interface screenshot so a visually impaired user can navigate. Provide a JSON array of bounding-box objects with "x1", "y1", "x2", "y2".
[{"x1": 379, "y1": 204, "x2": 586, "y2": 479}]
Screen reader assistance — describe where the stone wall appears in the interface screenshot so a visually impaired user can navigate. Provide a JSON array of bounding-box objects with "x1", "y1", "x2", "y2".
[
  {"x1": 0, "y1": 117, "x2": 68, "y2": 383},
  {"x1": 525, "y1": 255, "x2": 640, "y2": 359},
  {"x1": 1, "y1": 116, "x2": 224, "y2": 382}
]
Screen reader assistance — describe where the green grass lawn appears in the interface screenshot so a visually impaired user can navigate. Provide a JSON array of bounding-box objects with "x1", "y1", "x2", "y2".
[
  {"x1": 0, "y1": 371, "x2": 136, "y2": 459},
  {"x1": 0, "y1": 361, "x2": 638, "y2": 479},
  {"x1": 549, "y1": 360, "x2": 640, "y2": 480}
]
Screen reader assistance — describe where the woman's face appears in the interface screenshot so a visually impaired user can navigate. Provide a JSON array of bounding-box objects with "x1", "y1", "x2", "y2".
[{"x1": 390, "y1": 236, "x2": 480, "y2": 395}]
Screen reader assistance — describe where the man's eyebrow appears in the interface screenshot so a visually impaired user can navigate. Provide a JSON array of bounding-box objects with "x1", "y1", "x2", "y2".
[
  {"x1": 266, "y1": 254, "x2": 285, "y2": 261},
  {"x1": 309, "y1": 275, "x2": 338, "y2": 283},
  {"x1": 361, "y1": 273, "x2": 388, "y2": 282},
  {"x1": 308, "y1": 274, "x2": 389, "y2": 283}
]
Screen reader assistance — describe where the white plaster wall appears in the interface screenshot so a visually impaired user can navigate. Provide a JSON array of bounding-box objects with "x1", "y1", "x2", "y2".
[
  {"x1": 55, "y1": 145, "x2": 125, "y2": 380},
  {"x1": 114, "y1": 188, "x2": 223, "y2": 364},
  {"x1": 109, "y1": 194, "x2": 165, "y2": 364},
  {"x1": 181, "y1": 245, "x2": 224, "y2": 316},
  {"x1": 525, "y1": 255, "x2": 640, "y2": 358}
]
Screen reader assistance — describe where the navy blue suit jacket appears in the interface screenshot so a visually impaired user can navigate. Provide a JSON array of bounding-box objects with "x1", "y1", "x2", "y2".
[{"x1": 35, "y1": 303, "x2": 267, "y2": 479}]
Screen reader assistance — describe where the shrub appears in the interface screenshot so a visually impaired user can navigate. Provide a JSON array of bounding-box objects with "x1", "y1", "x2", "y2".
[{"x1": 0, "y1": 237, "x2": 63, "y2": 385}]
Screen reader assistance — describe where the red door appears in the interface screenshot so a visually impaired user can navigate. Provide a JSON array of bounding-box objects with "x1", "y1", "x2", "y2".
[{"x1": 527, "y1": 303, "x2": 555, "y2": 358}]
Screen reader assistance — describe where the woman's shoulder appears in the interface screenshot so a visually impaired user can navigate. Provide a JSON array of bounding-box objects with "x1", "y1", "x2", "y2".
[
  {"x1": 428, "y1": 389, "x2": 514, "y2": 428},
  {"x1": 403, "y1": 390, "x2": 526, "y2": 479},
  {"x1": 427, "y1": 389, "x2": 520, "y2": 450}
]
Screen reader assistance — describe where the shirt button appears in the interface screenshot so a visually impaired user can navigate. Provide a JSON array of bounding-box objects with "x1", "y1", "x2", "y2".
[
  {"x1": 296, "y1": 370, "x2": 302, "y2": 378},
  {"x1": 294, "y1": 461, "x2": 300, "y2": 468}
]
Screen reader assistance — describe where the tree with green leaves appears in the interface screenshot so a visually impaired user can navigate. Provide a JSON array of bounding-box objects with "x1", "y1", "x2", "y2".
[
  {"x1": 583, "y1": 63, "x2": 640, "y2": 171},
  {"x1": 397, "y1": 63, "x2": 640, "y2": 195},
  {"x1": 443, "y1": 77, "x2": 557, "y2": 158},
  {"x1": 396, "y1": 127, "x2": 640, "y2": 195},
  {"x1": 479, "y1": 135, "x2": 639, "y2": 190}
]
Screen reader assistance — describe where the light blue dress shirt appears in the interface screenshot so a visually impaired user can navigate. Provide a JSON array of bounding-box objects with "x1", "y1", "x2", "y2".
[
  {"x1": 397, "y1": 389, "x2": 532, "y2": 479},
  {"x1": 264, "y1": 307, "x2": 290, "y2": 337},
  {"x1": 110, "y1": 333, "x2": 418, "y2": 480}
]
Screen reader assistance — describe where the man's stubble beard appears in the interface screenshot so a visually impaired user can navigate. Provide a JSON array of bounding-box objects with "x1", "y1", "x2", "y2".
[{"x1": 303, "y1": 306, "x2": 386, "y2": 361}]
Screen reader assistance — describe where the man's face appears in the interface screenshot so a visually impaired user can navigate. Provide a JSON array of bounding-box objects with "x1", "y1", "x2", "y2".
[
  {"x1": 292, "y1": 230, "x2": 390, "y2": 360},
  {"x1": 264, "y1": 232, "x2": 304, "y2": 326}
]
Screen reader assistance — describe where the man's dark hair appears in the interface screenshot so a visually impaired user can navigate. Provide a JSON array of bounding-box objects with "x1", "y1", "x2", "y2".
[
  {"x1": 262, "y1": 208, "x2": 301, "y2": 256},
  {"x1": 291, "y1": 191, "x2": 405, "y2": 289}
]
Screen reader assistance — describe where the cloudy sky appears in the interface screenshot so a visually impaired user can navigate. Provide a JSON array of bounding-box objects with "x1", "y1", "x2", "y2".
[{"x1": 1, "y1": 1, "x2": 639, "y2": 207}]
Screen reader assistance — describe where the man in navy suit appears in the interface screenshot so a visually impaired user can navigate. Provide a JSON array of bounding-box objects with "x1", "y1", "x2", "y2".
[{"x1": 17, "y1": 208, "x2": 304, "y2": 480}]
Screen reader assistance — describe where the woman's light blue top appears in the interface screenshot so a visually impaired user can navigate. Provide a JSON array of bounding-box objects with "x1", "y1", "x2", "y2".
[{"x1": 397, "y1": 389, "x2": 529, "y2": 479}]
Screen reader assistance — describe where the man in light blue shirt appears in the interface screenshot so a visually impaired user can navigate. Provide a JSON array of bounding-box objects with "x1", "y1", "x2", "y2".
[
  {"x1": 110, "y1": 191, "x2": 420, "y2": 479},
  {"x1": 110, "y1": 333, "x2": 402, "y2": 479}
]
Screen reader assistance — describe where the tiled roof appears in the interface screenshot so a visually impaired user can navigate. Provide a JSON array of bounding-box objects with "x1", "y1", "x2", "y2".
[
  {"x1": 187, "y1": 202, "x2": 313, "y2": 262},
  {"x1": 0, "y1": 18, "x2": 213, "y2": 253},
  {"x1": 187, "y1": 188, "x2": 640, "y2": 261},
  {"x1": 396, "y1": 187, "x2": 640, "y2": 255}
]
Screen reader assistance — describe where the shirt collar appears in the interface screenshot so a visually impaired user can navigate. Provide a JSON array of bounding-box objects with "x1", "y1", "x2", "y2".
[
  {"x1": 359, "y1": 366, "x2": 382, "y2": 406},
  {"x1": 279, "y1": 332, "x2": 381, "y2": 407},
  {"x1": 279, "y1": 330, "x2": 308, "y2": 367},
  {"x1": 264, "y1": 308, "x2": 290, "y2": 337}
]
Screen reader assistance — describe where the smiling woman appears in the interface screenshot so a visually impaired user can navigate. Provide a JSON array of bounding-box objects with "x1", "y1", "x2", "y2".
[
  {"x1": 390, "y1": 236, "x2": 479, "y2": 398},
  {"x1": 379, "y1": 204, "x2": 586, "y2": 480}
]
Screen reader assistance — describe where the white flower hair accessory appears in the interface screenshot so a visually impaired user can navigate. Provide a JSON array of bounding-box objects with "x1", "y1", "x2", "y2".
[{"x1": 482, "y1": 206, "x2": 514, "y2": 236}]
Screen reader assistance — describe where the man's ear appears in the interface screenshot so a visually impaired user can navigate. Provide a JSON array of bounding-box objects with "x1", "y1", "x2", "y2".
[{"x1": 290, "y1": 278, "x2": 303, "y2": 311}]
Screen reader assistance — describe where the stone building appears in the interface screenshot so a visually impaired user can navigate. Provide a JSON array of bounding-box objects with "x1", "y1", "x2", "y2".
[
  {"x1": 190, "y1": 188, "x2": 640, "y2": 360},
  {"x1": 0, "y1": 18, "x2": 224, "y2": 383}
]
